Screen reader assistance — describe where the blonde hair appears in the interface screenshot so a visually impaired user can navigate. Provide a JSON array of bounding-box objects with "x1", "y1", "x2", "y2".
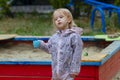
[{"x1": 52, "y1": 8, "x2": 77, "y2": 29}]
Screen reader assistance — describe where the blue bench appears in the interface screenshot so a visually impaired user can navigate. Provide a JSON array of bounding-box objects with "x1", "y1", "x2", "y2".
[{"x1": 68, "y1": 0, "x2": 120, "y2": 33}]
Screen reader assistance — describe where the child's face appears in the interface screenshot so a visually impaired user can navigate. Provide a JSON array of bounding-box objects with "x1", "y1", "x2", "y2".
[{"x1": 54, "y1": 12, "x2": 68, "y2": 30}]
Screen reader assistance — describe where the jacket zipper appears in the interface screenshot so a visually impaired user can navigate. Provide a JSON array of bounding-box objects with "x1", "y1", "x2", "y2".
[{"x1": 56, "y1": 37, "x2": 62, "y2": 76}]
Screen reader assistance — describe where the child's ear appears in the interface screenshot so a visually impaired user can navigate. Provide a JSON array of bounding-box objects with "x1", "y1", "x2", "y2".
[
  {"x1": 67, "y1": 21, "x2": 70, "y2": 23},
  {"x1": 68, "y1": 20, "x2": 71, "y2": 24},
  {"x1": 67, "y1": 19, "x2": 71, "y2": 23}
]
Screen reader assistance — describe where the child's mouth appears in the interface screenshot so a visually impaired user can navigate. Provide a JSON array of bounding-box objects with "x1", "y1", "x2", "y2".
[{"x1": 58, "y1": 22, "x2": 61, "y2": 25}]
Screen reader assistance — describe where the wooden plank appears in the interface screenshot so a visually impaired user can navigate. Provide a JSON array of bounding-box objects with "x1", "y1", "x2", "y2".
[
  {"x1": 75, "y1": 77, "x2": 95, "y2": 80},
  {"x1": 0, "y1": 65, "x2": 97, "y2": 77},
  {"x1": 106, "y1": 36, "x2": 120, "y2": 41},
  {"x1": 0, "y1": 34, "x2": 17, "y2": 40},
  {"x1": 0, "y1": 65, "x2": 52, "y2": 76},
  {"x1": 0, "y1": 76, "x2": 95, "y2": 80},
  {"x1": 0, "y1": 76, "x2": 51, "y2": 80},
  {"x1": 82, "y1": 54, "x2": 108, "y2": 62},
  {"x1": 0, "y1": 65, "x2": 98, "y2": 80},
  {"x1": 79, "y1": 66, "x2": 97, "y2": 77},
  {"x1": 94, "y1": 35, "x2": 107, "y2": 39},
  {"x1": 95, "y1": 35, "x2": 120, "y2": 41}
]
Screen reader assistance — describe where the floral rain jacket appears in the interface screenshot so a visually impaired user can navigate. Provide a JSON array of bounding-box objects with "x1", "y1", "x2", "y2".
[{"x1": 39, "y1": 27, "x2": 83, "y2": 80}]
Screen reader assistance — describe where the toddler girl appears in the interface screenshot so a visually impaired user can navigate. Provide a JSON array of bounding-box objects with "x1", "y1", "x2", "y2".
[{"x1": 33, "y1": 8, "x2": 83, "y2": 80}]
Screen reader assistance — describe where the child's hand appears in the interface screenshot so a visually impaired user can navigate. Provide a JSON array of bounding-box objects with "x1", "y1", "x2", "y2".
[
  {"x1": 70, "y1": 73, "x2": 78, "y2": 78},
  {"x1": 33, "y1": 40, "x2": 40, "y2": 48}
]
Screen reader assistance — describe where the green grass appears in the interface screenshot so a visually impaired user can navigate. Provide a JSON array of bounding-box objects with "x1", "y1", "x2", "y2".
[
  {"x1": 0, "y1": 13, "x2": 54, "y2": 36},
  {"x1": 0, "y1": 13, "x2": 119, "y2": 36},
  {"x1": 76, "y1": 15, "x2": 120, "y2": 35}
]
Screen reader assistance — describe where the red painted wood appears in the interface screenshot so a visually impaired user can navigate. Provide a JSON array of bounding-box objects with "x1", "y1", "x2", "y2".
[
  {"x1": 78, "y1": 66, "x2": 98, "y2": 77},
  {"x1": 0, "y1": 65, "x2": 99, "y2": 80},
  {"x1": 75, "y1": 77, "x2": 95, "y2": 80},
  {"x1": 0, "y1": 65, "x2": 52, "y2": 76},
  {"x1": 0, "y1": 77, "x2": 96, "y2": 80},
  {"x1": 0, "y1": 65, "x2": 98, "y2": 77},
  {"x1": 0, "y1": 77, "x2": 51, "y2": 80}
]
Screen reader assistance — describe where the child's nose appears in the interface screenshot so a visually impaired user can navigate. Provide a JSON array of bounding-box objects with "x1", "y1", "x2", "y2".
[{"x1": 57, "y1": 18, "x2": 61, "y2": 21}]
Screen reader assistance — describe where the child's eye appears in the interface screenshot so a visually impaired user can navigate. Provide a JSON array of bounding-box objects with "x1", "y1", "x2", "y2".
[{"x1": 60, "y1": 16, "x2": 63, "y2": 18}]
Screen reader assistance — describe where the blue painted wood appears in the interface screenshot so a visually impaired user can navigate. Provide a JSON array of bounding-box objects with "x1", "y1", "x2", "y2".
[
  {"x1": 0, "y1": 61, "x2": 101, "y2": 66},
  {"x1": 81, "y1": 62, "x2": 101, "y2": 66},
  {"x1": 101, "y1": 41, "x2": 120, "y2": 65},
  {"x1": 0, "y1": 61, "x2": 51, "y2": 65},
  {"x1": 14, "y1": 36, "x2": 50, "y2": 41},
  {"x1": 14, "y1": 36, "x2": 97, "y2": 41},
  {"x1": 81, "y1": 36, "x2": 97, "y2": 41}
]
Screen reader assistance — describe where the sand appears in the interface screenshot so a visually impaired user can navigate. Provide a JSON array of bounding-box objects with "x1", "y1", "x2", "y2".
[
  {"x1": 112, "y1": 71, "x2": 120, "y2": 80},
  {"x1": 0, "y1": 43, "x2": 51, "y2": 61},
  {"x1": 82, "y1": 46, "x2": 103, "y2": 56},
  {"x1": 0, "y1": 43, "x2": 103, "y2": 61}
]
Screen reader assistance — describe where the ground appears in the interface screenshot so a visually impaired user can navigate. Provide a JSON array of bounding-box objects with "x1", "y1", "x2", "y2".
[{"x1": 112, "y1": 71, "x2": 120, "y2": 80}]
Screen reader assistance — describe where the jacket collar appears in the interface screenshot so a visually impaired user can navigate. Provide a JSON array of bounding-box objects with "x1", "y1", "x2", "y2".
[{"x1": 56, "y1": 27, "x2": 83, "y2": 37}]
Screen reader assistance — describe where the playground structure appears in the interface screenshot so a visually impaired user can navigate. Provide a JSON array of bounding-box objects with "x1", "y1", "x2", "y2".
[
  {"x1": 68, "y1": 0, "x2": 120, "y2": 33},
  {"x1": 0, "y1": 35, "x2": 119, "y2": 80}
]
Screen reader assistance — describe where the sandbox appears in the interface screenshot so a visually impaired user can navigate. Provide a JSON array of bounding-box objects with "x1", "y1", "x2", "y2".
[{"x1": 0, "y1": 35, "x2": 120, "y2": 80}]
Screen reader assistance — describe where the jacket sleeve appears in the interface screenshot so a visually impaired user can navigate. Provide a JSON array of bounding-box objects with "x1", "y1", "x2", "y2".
[
  {"x1": 70, "y1": 34, "x2": 83, "y2": 75},
  {"x1": 39, "y1": 38, "x2": 52, "y2": 53}
]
